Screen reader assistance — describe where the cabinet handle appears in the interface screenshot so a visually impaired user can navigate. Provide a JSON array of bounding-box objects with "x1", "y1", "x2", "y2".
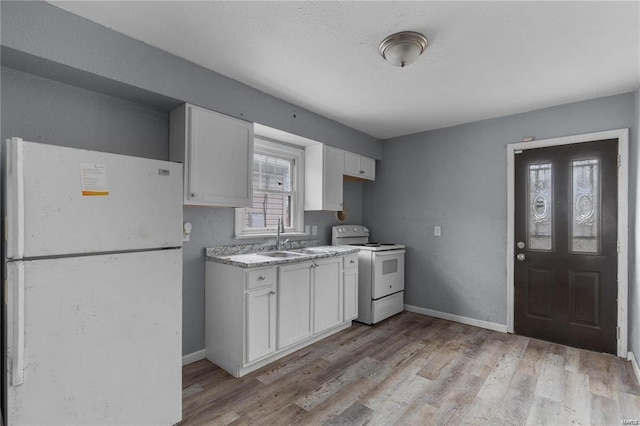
[
  {"x1": 359, "y1": 170, "x2": 365, "y2": 174},
  {"x1": 350, "y1": 260, "x2": 355, "y2": 264},
  {"x1": 258, "y1": 275, "x2": 265, "y2": 280},
  {"x1": 270, "y1": 290, "x2": 276, "y2": 295},
  {"x1": 190, "y1": 193, "x2": 196, "y2": 198}
]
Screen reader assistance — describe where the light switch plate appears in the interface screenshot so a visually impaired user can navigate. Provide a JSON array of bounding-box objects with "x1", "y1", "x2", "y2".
[
  {"x1": 311, "y1": 225, "x2": 318, "y2": 236},
  {"x1": 434, "y1": 225, "x2": 442, "y2": 237},
  {"x1": 183, "y1": 222, "x2": 192, "y2": 242}
]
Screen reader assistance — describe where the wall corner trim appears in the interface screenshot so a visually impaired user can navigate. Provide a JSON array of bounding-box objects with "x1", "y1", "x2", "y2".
[
  {"x1": 628, "y1": 351, "x2": 640, "y2": 387},
  {"x1": 404, "y1": 304, "x2": 508, "y2": 333},
  {"x1": 183, "y1": 349, "x2": 206, "y2": 366}
]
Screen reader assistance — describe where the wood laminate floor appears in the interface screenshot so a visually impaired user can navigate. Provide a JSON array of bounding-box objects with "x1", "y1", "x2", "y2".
[{"x1": 182, "y1": 312, "x2": 640, "y2": 425}]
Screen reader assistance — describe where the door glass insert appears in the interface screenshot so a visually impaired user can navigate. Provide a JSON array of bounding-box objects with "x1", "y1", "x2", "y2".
[
  {"x1": 528, "y1": 163, "x2": 553, "y2": 251},
  {"x1": 571, "y1": 158, "x2": 600, "y2": 253}
]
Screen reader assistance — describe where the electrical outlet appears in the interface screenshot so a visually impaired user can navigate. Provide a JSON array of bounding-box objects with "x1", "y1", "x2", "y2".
[
  {"x1": 434, "y1": 225, "x2": 442, "y2": 237},
  {"x1": 311, "y1": 225, "x2": 318, "y2": 236},
  {"x1": 305, "y1": 225, "x2": 310, "y2": 234}
]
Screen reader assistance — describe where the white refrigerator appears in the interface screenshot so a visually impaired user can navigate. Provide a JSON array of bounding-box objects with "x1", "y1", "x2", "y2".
[{"x1": 3, "y1": 137, "x2": 183, "y2": 425}]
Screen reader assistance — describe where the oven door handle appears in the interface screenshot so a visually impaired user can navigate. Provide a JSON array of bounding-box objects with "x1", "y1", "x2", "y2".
[{"x1": 373, "y1": 250, "x2": 405, "y2": 256}]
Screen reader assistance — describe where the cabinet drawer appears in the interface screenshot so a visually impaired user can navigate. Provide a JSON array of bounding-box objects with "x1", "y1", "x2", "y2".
[
  {"x1": 246, "y1": 268, "x2": 276, "y2": 290},
  {"x1": 343, "y1": 254, "x2": 358, "y2": 270}
]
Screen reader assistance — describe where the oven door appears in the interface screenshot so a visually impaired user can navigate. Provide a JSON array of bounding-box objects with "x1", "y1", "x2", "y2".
[{"x1": 371, "y1": 250, "x2": 405, "y2": 299}]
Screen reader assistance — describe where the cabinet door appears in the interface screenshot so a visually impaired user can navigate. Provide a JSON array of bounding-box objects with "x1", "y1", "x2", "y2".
[
  {"x1": 187, "y1": 105, "x2": 253, "y2": 207},
  {"x1": 344, "y1": 151, "x2": 361, "y2": 177},
  {"x1": 313, "y1": 258, "x2": 343, "y2": 334},
  {"x1": 343, "y1": 269, "x2": 358, "y2": 321},
  {"x1": 360, "y1": 156, "x2": 376, "y2": 180},
  {"x1": 323, "y1": 146, "x2": 344, "y2": 211},
  {"x1": 245, "y1": 286, "x2": 276, "y2": 364},
  {"x1": 278, "y1": 262, "x2": 313, "y2": 349},
  {"x1": 344, "y1": 152, "x2": 375, "y2": 181}
]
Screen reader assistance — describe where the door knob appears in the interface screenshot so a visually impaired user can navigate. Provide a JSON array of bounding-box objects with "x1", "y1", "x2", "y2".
[
  {"x1": 517, "y1": 241, "x2": 525, "y2": 249},
  {"x1": 516, "y1": 253, "x2": 525, "y2": 261}
]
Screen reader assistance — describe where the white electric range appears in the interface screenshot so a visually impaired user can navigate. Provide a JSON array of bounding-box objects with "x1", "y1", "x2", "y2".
[{"x1": 332, "y1": 225, "x2": 405, "y2": 324}]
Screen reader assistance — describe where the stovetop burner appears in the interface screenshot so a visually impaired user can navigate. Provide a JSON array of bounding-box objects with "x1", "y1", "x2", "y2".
[
  {"x1": 331, "y1": 225, "x2": 405, "y2": 251},
  {"x1": 350, "y1": 243, "x2": 397, "y2": 247}
]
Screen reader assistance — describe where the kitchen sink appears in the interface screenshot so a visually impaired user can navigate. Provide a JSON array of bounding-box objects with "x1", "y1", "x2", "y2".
[
  {"x1": 291, "y1": 248, "x2": 329, "y2": 255},
  {"x1": 259, "y1": 251, "x2": 304, "y2": 258}
]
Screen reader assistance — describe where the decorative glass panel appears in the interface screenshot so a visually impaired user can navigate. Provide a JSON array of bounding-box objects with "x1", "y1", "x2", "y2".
[
  {"x1": 528, "y1": 163, "x2": 553, "y2": 251},
  {"x1": 571, "y1": 159, "x2": 600, "y2": 253}
]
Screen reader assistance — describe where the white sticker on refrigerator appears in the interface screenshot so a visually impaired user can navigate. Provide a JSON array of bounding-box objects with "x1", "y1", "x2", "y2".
[{"x1": 80, "y1": 163, "x2": 109, "y2": 196}]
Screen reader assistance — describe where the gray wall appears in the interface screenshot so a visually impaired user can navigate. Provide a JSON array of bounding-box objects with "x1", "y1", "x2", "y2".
[
  {"x1": 1, "y1": 67, "x2": 168, "y2": 158},
  {"x1": 632, "y1": 87, "x2": 640, "y2": 357},
  {"x1": 364, "y1": 93, "x2": 636, "y2": 330},
  {"x1": 0, "y1": 1, "x2": 381, "y2": 160}
]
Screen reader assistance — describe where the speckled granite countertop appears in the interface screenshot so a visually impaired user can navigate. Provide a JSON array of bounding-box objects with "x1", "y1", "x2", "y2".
[{"x1": 206, "y1": 245, "x2": 359, "y2": 268}]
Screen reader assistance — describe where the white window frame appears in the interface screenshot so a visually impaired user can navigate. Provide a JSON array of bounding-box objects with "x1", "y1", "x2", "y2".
[{"x1": 235, "y1": 138, "x2": 305, "y2": 238}]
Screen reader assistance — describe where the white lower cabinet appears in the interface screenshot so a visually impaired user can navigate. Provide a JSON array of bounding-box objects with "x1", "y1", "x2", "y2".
[
  {"x1": 278, "y1": 262, "x2": 313, "y2": 349},
  {"x1": 313, "y1": 258, "x2": 343, "y2": 334},
  {"x1": 343, "y1": 254, "x2": 359, "y2": 321},
  {"x1": 245, "y1": 286, "x2": 277, "y2": 364},
  {"x1": 205, "y1": 252, "x2": 357, "y2": 378}
]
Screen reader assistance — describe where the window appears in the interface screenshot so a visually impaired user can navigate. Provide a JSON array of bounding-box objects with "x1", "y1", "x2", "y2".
[{"x1": 235, "y1": 139, "x2": 304, "y2": 237}]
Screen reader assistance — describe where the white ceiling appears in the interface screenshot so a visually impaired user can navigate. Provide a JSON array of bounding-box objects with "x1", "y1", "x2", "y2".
[{"x1": 50, "y1": 1, "x2": 640, "y2": 140}]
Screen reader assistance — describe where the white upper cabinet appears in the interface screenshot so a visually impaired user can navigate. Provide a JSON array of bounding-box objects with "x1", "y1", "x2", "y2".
[
  {"x1": 305, "y1": 144, "x2": 344, "y2": 211},
  {"x1": 170, "y1": 104, "x2": 253, "y2": 207},
  {"x1": 344, "y1": 151, "x2": 376, "y2": 181}
]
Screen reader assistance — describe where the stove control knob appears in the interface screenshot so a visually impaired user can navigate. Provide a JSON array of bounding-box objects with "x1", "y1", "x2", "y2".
[
  {"x1": 353, "y1": 227, "x2": 358, "y2": 232},
  {"x1": 364, "y1": 227, "x2": 369, "y2": 233}
]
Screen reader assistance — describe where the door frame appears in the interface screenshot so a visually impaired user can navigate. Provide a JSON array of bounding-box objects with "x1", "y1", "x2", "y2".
[{"x1": 506, "y1": 128, "x2": 629, "y2": 357}]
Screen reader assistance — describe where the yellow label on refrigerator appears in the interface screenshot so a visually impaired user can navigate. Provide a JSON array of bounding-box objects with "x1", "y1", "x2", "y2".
[{"x1": 80, "y1": 163, "x2": 109, "y2": 196}]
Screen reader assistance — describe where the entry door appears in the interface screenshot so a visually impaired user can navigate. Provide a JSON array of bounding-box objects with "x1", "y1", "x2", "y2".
[{"x1": 514, "y1": 139, "x2": 618, "y2": 354}]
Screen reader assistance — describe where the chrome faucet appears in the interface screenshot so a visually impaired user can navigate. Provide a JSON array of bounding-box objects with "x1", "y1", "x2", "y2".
[{"x1": 276, "y1": 216, "x2": 289, "y2": 250}]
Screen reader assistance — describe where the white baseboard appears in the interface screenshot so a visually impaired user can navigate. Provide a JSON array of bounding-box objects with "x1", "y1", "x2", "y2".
[
  {"x1": 404, "y1": 304, "x2": 508, "y2": 333},
  {"x1": 182, "y1": 349, "x2": 206, "y2": 366},
  {"x1": 628, "y1": 351, "x2": 640, "y2": 386}
]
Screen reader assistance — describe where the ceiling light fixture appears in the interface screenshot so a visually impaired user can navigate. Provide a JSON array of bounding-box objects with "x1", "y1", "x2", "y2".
[{"x1": 378, "y1": 31, "x2": 428, "y2": 68}]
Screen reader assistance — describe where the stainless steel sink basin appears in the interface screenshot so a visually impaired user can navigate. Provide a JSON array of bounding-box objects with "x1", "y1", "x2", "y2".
[
  {"x1": 260, "y1": 251, "x2": 303, "y2": 258},
  {"x1": 293, "y1": 248, "x2": 329, "y2": 255}
]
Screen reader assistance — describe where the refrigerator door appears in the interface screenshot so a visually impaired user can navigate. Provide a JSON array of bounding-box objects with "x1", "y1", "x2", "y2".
[
  {"x1": 5, "y1": 138, "x2": 183, "y2": 259},
  {"x1": 5, "y1": 249, "x2": 182, "y2": 426}
]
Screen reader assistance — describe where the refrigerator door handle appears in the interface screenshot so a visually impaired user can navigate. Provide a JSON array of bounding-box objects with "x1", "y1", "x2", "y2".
[
  {"x1": 6, "y1": 137, "x2": 25, "y2": 259},
  {"x1": 8, "y1": 261, "x2": 25, "y2": 386}
]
